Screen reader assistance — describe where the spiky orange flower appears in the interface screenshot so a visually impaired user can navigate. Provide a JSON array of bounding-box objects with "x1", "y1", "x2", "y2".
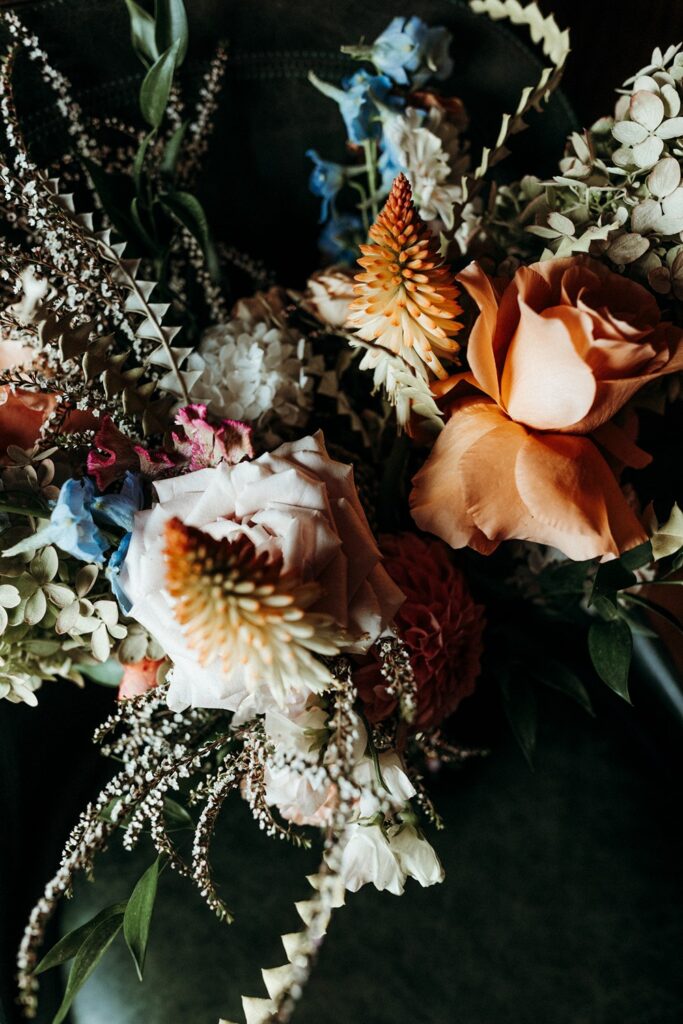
[
  {"x1": 347, "y1": 173, "x2": 463, "y2": 380},
  {"x1": 164, "y1": 518, "x2": 343, "y2": 704}
]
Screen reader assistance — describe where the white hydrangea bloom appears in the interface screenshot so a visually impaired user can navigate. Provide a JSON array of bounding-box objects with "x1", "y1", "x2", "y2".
[{"x1": 188, "y1": 318, "x2": 314, "y2": 432}]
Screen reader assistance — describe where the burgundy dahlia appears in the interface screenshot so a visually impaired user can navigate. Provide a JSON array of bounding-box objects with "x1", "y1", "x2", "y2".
[{"x1": 357, "y1": 533, "x2": 485, "y2": 731}]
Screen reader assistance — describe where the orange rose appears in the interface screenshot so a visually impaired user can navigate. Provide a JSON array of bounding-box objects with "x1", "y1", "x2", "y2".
[
  {"x1": 0, "y1": 337, "x2": 95, "y2": 457},
  {"x1": 410, "y1": 257, "x2": 683, "y2": 561},
  {"x1": 118, "y1": 658, "x2": 164, "y2": 700}
]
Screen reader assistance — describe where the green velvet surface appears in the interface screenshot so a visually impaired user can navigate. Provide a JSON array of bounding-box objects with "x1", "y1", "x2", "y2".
[{"x1": 57, "y1": 702, "x2": 683, "y2": 1024}]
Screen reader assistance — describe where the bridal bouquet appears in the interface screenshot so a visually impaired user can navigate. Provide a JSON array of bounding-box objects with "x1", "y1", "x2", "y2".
[{"x1": 4, "y1": 1, "x2": 682, "y2": 1022}]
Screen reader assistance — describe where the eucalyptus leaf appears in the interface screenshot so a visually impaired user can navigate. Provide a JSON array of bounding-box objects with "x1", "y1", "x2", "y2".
[
  {"x1": 139, "y1": 40, "x2": 180, "y2": 129},
  {"x1": 124, "y1": 857, "x2": 160, "y2": 981},
  {"x1": 500, "y1": 675, "x2": 537, "y2": 769},
  {"x1": 154, "y1": 0, "x2": 188, "y2": 65},
  {"x1": 124, "y1": 0, "x2": 158, "y2": 66},
  {"x1": 52, "y1": 915, "x2": 124, "y2": 1024},
  {"x1": 588, "y1": 618, "x2": 633, "y2": 703},
  {"x1": 35, "y1": 903, "x2": 127, "y2": 975},
  {"x1": 130, "y1": 196, "x2": 159, "y2": 252}
]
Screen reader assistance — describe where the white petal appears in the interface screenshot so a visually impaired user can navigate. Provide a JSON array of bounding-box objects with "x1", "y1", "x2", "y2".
[
  {"x1": 647, "y1": 156, "x2": 681, "y2": 198},
  {"x1": 655, "y1": 116, "x2": 683, "y2": 139},
  {"x1": 631, "y1": 198, "x2": 664, "y2": 234},
  {"x1": 612, "y1": 120, "x2": 648, "y2": 145},
  {"x1": 661, "y1": 83, "x2": 681, "y2": 117},
  {"x1": 632, "y1": 135, "x2": 664, "y2": 168},
  {"x1": 607, "y1": 233, "x2": 650, "y2": 264},
  {"x1": 630, "y1": 90, "x2": 664, "y2": 130}
]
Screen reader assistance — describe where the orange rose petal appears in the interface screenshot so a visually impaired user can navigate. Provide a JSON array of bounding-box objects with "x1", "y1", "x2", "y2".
[
  {"x1": 0, "y1": 390, "x2": 56, "y2": 453},
  {"x1": 456, "y1": 261, "x2": 504, "y2": 403},
  {"x1": 514, "y1": 432, "x2": 648, "y2": 561},
  {"x1": 410, "y1": 399, "x2": 501, "y2": 553},
  {"x1": 501, "y1": 300, "x2": 597, "y2": 430},
  {"x1": 459, "y1": 416, "x2": 534, "y2": 544}
]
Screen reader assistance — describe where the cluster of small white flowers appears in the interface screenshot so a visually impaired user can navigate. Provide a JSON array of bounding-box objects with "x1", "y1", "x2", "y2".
[{"x1": 188, "y1": 310, "x2": 316, "y2": 434}]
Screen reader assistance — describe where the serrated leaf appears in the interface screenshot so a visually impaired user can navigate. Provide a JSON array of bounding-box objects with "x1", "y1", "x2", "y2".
[
  {"x1": 124, "y1": 857, "x2": 160, "y2": 981},
  {"x1": 52, "y1": 915, "x2": 124, "y2": 1023},
  {"x1": 500, "y1": 675, "x2": 537, "y2": 769},
  {"x1": 35, "y1": 903, "x2": 127, "y2": 975},
  {"x1": 588, "y1": 618, "x2": 633, "y2": 703},
  {"x1": 531, "y1": 660, "x2": 594, "y2": 716},
  {"x1": 124, "y1": 0, "x2": 158, "y2": 66},
  {"x1": 155, "y1": 0, "x2": 188, "y2": 65},
  {"x1": 140, "y1": 40, "x2": 180, "y2": 129}
]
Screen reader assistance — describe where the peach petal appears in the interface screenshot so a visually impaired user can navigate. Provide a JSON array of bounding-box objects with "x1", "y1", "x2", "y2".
[
  {"x1": 458, "y1": 418, "x2": 534, "y2": 543},
  {"x1": 456, "y1": 262, "x2": 504, "y2": 402},
  {"x1": 410, "y1": 399, "x2": 501, "y2": 553},
  {"x1": 514, "y1": 432, "x2": 648, "y2": 560},
  {"x1": 501, "y1": 300, "x2": 597, "y2": 429}
]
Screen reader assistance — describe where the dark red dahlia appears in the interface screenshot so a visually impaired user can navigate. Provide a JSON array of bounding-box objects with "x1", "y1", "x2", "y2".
[{"x1": 356, "y1": 533, "x2": 485, "y2": 731}]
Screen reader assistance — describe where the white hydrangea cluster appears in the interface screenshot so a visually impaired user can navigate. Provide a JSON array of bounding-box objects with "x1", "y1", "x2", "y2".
[{"x1": 188, "y1": 309, "x2": 315, "y2": 434}]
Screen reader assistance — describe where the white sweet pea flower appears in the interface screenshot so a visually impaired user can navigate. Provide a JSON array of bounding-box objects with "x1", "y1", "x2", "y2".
[
  {"x1": 388, "y1": 825, "x2": 445, "y2": 888},
  {"x1": 337, "y1": 822, "x2": 405, "y2": 895},
  {"x1": 353, "y1": 750, "x2": 416, "y2": 818}
]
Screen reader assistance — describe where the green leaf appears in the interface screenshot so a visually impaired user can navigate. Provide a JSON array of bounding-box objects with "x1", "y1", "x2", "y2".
[
  {"x1": 139, "y1": 40, "x2": 180, "y2": 129},
  {"x1": 130, "y1": 196, "x2": 159, "y2": 252},
  {"x1": 35, "y1": 903, "x2": 127, "y2": 975},
  {"x1": 123, "y1": 857, "x2": 160, "y2": 981},
  {"x1": 588, "y1": 618, "x2": 633, "y2": 703},
  {"x1": 160, "y1": 119, "x2": 189, "y2": 179},
  {"x1": 133, "y1": 130, "x2": 155, "y2": 193},
  {"x1": 79, "y1": 659, "x2": 124, "y2": 687},
  {"x1": 124, "y1": 0, "x2": 158, "y2": 66},
  {"x1": 163, "y1": 795, "x2": 194, "y2": 831},
  {"x1": 81, "y1": 157, "x2": 136, "y2": 239},
  {"x1": 500, "y1": 675, "x2": 537, "y2": 769},
  {"x1": 590, "y1": 560, "x2": 637, "y2": 605},
  {"x1": 162, "y1": 190, "x2": 220, "y2": 280},
  {"x1": 620, "y1": 540, "x2": 653, "y2": 572},
  {"x1": 531, "y1": 660, "x2": 594, "y2": 717},
  {"x1": 154, "y1": 0, "x2": 188, "y2": 65},
  {"x1": 52, "y1": 915, "x2": 124, "y2": 1024}
]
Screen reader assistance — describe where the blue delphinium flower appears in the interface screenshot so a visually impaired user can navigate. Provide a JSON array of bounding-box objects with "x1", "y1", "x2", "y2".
[
  {"x1": 319, "y1": 213, "x2": 364, "y2": 264},
  {"x1": 92, "y1": 472, "x2": 143, "y2": 533},
  {"x1": 309, "y1": 69, "x2": 399, "y2": 144},
  {"x1": 3, "y1": 477, "x2": 109, "y2": 564},
  {"x1": 370, "y1": 17, "x2": 453, "y2": 88},
  {"x1": 306, "y1": 149, "x2": 346, "y2": 222},
  {"x1": 106, "y1": 531, "x2": 132, "y2": 614},
  {"x1": 49, "y1": 479, "x2": 109, "y2": 563}
]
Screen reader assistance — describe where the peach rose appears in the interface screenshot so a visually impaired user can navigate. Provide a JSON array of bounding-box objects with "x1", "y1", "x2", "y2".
[
  {"x1": 411, "y1": 257, "x2": 683, "y2": 561},
  {"x1": 118, "y1": 658, "x2": 164, "y2": 700},
  {"x1": 0, "y1": 337, "x2": 95, "y2": 456}
]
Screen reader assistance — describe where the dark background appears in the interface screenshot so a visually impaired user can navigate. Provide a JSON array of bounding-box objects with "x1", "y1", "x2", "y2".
[{"x1": 0, "y1": 2, "x2": 682, "y2": 1023}]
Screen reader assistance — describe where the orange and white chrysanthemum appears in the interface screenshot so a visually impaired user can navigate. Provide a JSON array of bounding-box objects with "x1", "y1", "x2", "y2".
[
  {"x1": 347, "y1": 173, "x2": 463, "y2": 381},
  {"x1": 164, "y1": 518, "x2": 343, "y2": 706}
]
